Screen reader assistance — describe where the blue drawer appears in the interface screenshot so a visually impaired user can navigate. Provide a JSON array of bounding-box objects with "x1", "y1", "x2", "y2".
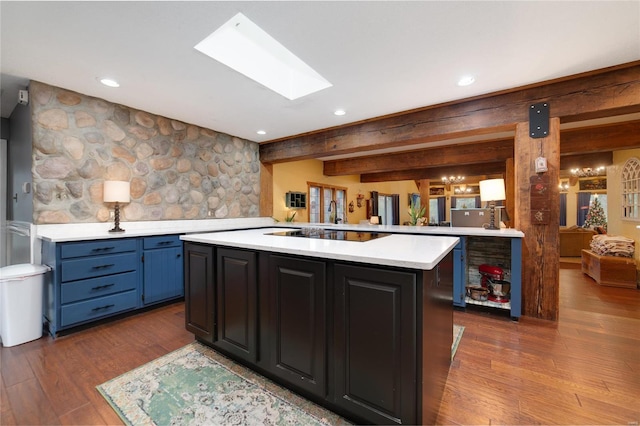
[
  {"x1": 61, "y1": 252, "x2": 138, "y2": 282},
  {"x1": 61, "y1": 239, "x2": 137, "y2": 259},
  {"x1": 143, "y1": 235, "x2": 181, "y2": 250},
  {"x1": 60, "y1": 290, "x2": 137, "y2": 327},
  {"x1": 61, "y1": 271, "x2": 138, "y2": 304}
]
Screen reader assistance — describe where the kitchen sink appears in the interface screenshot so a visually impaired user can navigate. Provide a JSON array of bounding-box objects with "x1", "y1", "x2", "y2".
[{"x1": 267, "y1": 228, "x2": 390, "y2": 242}]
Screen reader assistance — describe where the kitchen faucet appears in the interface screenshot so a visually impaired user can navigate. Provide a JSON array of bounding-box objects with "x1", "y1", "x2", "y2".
[{"x1": 328, "y1": 200, "x2": 339, "y2": 224}]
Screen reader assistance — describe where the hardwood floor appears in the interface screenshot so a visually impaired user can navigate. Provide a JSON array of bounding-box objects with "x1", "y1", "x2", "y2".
[
  {"x1": 1, "y1": 264, "x2": 638, "y2": 425},
  {"x1": 438, "y1": 262, "x2": 640, "y2": 425}
]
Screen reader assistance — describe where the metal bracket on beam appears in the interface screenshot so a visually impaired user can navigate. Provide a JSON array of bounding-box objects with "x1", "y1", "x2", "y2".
[{"x1": 529, "y1": 102, "x2": 549, "y2": 138}]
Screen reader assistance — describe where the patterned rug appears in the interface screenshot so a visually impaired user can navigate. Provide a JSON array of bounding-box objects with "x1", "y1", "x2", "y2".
[
  {"x1": 452, "y1": 323, "x2": 465, "y2": 360},
  {"x1": 98, "y1": 325, "x2": 465, "y2": 426}
]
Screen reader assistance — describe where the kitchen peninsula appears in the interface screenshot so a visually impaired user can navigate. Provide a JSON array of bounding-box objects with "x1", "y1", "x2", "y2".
[{"x1": 181, "y1": 227, "x2": 459, "y2": 425}]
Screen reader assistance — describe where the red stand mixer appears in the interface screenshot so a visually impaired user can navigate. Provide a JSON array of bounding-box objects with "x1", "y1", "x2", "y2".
[{"x1": 479, "y1": 264, "x2": 511, "y2": 303}]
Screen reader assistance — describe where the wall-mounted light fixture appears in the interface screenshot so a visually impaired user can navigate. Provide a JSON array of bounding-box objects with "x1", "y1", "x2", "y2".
[
  {"x1": 479, "y1": 178, "x2": 506, "y2": 230},
  {"x1": 442, "y1": 175, "x2": 465, "y2": 185},
  {"x1": 104, "y1": 180, "x2": 130, "y2": 233},
  {"x1": 454, "y1": 184, "x2": 473, "y2": 194},
  {"x1": 570, "y1": 166, "x2": 605, "y2": 177}
]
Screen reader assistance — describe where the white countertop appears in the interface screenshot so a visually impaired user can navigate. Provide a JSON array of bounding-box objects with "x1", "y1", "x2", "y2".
[
  {"x1": 287, "y1": 222, "x2": 525, "y2": 238},
  {"x1": 35, "y1": 218, "x2": 524, "y2": 243},
  {"x1": 36, "y1": 217, "x2": 277, "y2": 242},
  {"x1": 181, "y1": 227, "x2": 460, "y2": 270}
]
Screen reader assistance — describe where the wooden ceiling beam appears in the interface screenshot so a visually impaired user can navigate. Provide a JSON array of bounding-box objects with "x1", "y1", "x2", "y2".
[
  {"x1": 323, "y1": 121, "x2": 639, "y2": 177},
  {"x1": 360, "y1": 162, "x2": 506, "y2": 183},
  {"x1": 560, "y1": 152, "x2": 613, "y2": 171},
  {"x1": 324, "y1": 139, "x2": 513, "y2": 176},
  {"x1": 260, "y1": 62, "x2": 640, "y2": 164},
  {"x1": 559, "y1": 120, "x2": 640, "y2": 154}
]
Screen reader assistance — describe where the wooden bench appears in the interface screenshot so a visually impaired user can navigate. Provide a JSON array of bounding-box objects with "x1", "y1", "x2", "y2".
[{"x1": 581, "y1": 249, "x2": 637, "y2": 289}]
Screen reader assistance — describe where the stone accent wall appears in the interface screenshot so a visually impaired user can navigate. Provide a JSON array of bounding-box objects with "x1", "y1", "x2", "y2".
[{"x1": 30, "y1": 81, "x2": 260, "y2": 224}]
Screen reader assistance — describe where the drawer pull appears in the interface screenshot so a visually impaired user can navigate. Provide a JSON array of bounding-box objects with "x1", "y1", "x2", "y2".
[
  {"x1": 91, "y1": 283, "x2": 115, "y2": 291},
  {"x1": 93, "y1": 264, "x2": 115, "y2": 270},
  {"x1": 92, "y1": 247, "x2": 115, "y2": 252},
  {"x1": 91, "y1": 304, "x2": 115, "y2": 312}
]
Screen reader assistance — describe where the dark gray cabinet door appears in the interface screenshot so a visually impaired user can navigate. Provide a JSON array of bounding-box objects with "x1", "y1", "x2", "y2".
[
  {"x1": 214, "y1": 248, "x2": 258, "y2": 363},
  {"x1": 268, "y1": 254, "x2": 327, "y2": 398},
  {"x1": 184, "y1": 242, "x2": 214, "y2": 343},
  {"x1": 333, "y1": 263, "x2": 417, "y2": 425}
]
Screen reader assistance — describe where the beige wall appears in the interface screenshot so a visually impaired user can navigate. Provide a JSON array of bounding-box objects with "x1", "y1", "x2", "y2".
[
  {"x1": 272, "y1": 159, "x2": 419, "y2": 224},
  {"x1": 608, "y1": 148, "x2": 640, "y2": 263}
]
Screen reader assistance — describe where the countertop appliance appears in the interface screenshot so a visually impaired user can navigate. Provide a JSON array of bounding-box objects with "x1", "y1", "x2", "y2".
[
  {"x1": 451, "y1": 207, "x2": 506, "y2": 228},
  {"x1": 268, "y1": 229, "x2": 391, "y2": 242},
  {"x1": 479, "y1": 264, "x2": 510, "y2": 303}
]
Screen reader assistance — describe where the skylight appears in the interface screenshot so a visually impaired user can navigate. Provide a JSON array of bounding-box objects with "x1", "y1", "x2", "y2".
[{"x1": 194, "y1": 13, "x2": 332, "y2": 101}]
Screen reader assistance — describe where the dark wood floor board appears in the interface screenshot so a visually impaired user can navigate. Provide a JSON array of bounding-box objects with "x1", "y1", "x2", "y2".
[
  {"x1": 24, "y1": 343, "x2": 91, "y2": 418},
  {"x1": 5, "y1": 377, "x2": 60, "y2": 425},
  {"x1": 57, "y1": 402, "x2": 108, "y2": 426},
  {"x1": 574, "y1": 391, "x2": 640, "y2": 424},
  {"x1": 0, "y1": 342, "x2": 37, "y2": 387},
  {"x1": 0, "y1": 374, "x2": 17, "y2": 425},
  {"x1": 518, "y1": 393, "x2": 636, "y2": 426},
  {"x1": 3, "y1": 266, "x2": 638, "y2": 425}
]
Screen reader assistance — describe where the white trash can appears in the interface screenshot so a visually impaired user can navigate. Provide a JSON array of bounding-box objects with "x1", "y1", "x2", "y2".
[{"x1": 0, "y1": 264, "x2": 50, "y2": 347}]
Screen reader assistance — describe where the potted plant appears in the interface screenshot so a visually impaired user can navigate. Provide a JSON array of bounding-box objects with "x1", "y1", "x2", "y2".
[{"x1": 408, "y1": 199, "x2": 426, "y2": 226}]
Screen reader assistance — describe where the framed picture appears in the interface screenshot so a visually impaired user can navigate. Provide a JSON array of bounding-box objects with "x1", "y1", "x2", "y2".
[
  {"x1": 429, "y1": 187, "x2": 445, "y2": 196},
  {"x1": 579, "y1": 178, "x2": 606, "y2": 191},
  {"x1": 409, "y1": 193, "x2": 421, "y2": 206}
]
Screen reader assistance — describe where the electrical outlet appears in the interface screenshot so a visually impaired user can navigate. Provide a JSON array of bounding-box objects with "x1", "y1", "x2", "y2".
[{"x1": 110, "y1": 211, "x2": 115, "y2": 219}]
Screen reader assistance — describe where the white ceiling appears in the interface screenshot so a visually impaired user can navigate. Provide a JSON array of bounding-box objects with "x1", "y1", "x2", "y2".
[{"x1": 1, "y1": 1, "x2": 639, "y2": 145}]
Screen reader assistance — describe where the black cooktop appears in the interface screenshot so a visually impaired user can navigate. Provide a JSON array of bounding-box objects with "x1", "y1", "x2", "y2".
[{"x1": 268, "y1": 228, "x2": 390, "y2": 242}]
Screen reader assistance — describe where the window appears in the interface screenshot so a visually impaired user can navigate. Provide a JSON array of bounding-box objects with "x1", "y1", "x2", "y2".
[
  {"x1": 429, "y1": 198, "x2": 439, "y2": 223},
  {"x1": 622, "y1": 158, "x2": 640, "y2": 221},
  {"x1": 308, "y1": 182, "x2": 346, "y2": 223}
]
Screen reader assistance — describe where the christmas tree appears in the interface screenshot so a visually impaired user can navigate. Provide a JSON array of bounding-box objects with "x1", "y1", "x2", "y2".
[{"x1": 583, "y1": 196, "x2": 607, "y2": 232}]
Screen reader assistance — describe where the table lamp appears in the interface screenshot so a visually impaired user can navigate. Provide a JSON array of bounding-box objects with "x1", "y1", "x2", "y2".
[
  {"x1": 479, "y1": 178, "x2": 506, "y2": 230},
  {"x1": 103, "y1": 180, "x2": 130, "y2": 233}
]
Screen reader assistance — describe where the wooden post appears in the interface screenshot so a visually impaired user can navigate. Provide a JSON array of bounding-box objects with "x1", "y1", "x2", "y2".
[
  {"x1": 260, "y1": 162, "x2": 273, "y2": 218},
  {"x1": 514, "y1": 118, "x2": 560, "y2": 320},
  {"x1": 418, "y1": 179, "x2": 430, "y2": 224},
  {"x1": 505, "y1": 158, "x2": 515, "y2": 228}
]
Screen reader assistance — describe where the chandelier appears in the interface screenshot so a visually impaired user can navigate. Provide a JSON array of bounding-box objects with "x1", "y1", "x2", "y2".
[
  {"x1": 442, "y1": 175, "x2": 465, "y2": 185},
  {"x1": 570, "y1": 166, "x2": 605, "y2": 177},
  {"x1": 454, "y1": 184, "x2": 473, "y2": 194}
]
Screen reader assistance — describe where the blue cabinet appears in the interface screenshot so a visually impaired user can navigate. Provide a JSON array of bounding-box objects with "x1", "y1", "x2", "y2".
[
  {"x1": 43, "y1": 234, "x2": 184, "y2": 336},
  {"x1": 451, "y1": 235, "x2": 522, "y2": 320},
  {"x1": 43, "y1": 238, "x2": 140, "y2": 335},
  {"x1": 142, "y1": 235, "x2": 184, "y2": 305}
]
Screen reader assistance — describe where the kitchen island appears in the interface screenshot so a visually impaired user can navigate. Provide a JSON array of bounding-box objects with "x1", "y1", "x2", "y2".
[{"x1": 181, "y1": 227, "x2": 458, "y2": 425}]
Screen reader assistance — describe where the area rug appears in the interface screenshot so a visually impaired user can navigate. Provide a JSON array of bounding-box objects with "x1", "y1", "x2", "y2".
[
  {"x1": 452, "y1": 324, "x2": 465, "y2": 360},
  {"x1": 98, "y1": 325, "x2": 465, "y2": 425}
]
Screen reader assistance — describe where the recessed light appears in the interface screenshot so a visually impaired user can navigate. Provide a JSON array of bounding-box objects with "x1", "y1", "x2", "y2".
[
  {"x1": 194, "y1": 13, "x2": 332, "y2": 100},
  {"x1": 457, "y1": 75, "x2": 475, "y2": 87},
  {"x1": 99, "y1": 78, "x2": 120, "y2": 88},
  {"x1": 256, "y1": 130, "x2": 267, "y2": 135},
  {"x1": 334, "y1": 109, "x2": 346, "y2": 116}
]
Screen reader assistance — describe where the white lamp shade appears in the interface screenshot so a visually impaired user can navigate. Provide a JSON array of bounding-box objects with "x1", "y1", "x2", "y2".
[
  {"x1": 479, "y1": 178, "x2": 506, "y2": 202},
  {"x1": 103, "y1": 181, "x2": 130, "y2": 203}
]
